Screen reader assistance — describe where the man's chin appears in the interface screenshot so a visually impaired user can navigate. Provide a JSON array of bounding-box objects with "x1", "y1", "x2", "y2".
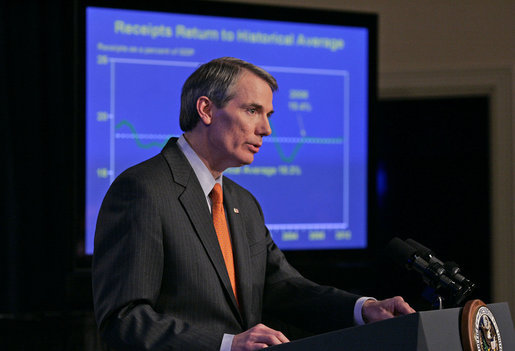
[
  {"x1": 239, "y1": 155, "x2": 255, "y2": 166},
  {"x1": 226, "y1": 154, "x2": 255, "y2": 170}
]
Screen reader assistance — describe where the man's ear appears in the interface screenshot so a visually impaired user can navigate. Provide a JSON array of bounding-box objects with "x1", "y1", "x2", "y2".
[{"x1": 196, "y1": 96, "x2": 214, "y2": 126}]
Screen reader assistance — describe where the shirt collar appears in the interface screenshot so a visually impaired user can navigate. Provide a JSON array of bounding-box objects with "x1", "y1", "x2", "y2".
[{"x1": 177, "y1": 134, "x2": 222, "y2": 199}]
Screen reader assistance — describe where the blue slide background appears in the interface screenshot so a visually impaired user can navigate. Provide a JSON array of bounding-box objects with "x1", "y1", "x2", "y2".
[{"x1": 86, "y1": 7, "x2": 369, "y2": 254}]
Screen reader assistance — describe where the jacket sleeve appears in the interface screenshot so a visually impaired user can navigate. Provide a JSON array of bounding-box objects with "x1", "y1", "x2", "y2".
[
  {"x1": 92, "y1": 170, "x2": 224, "y2": 350},
  {"x1": 250, "y1": 197, "x2": 361, "y2": 333}
]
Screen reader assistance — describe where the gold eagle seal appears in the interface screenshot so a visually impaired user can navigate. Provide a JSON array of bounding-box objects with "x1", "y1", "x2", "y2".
[{"x1": 461, "y1": 299, "x2": 503, "y2": 351}]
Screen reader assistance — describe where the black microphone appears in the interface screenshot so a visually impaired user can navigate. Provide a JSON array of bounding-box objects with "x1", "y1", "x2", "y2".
[
  {"x1": 386, "y1": 237, "x2": 474, "y2": 307},
  {"x1": 405, "y1": 238, "x2": 476, "y2": 299},
  {"x1": 405, "y1": 238, "x2": 444, "y2": 266},
  {"x1": 386, "y1": 237, "x2": 424, "y2": 269},
  {"x1": 445, "y1": 261, "x2": 476, "y2": 290},
  {"x1": 386, "y1": 238, "x2": 456, "y2": 290}
]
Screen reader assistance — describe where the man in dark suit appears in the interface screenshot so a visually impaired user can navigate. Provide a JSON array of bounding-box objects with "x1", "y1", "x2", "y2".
[{"x1": 92, "y1": 57, "x2": 414, "y2": 350}]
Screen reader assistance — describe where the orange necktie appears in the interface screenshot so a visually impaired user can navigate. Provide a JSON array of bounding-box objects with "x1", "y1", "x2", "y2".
[{"x1": 210, "y1": 183, "x2": 238, "y2": 301}]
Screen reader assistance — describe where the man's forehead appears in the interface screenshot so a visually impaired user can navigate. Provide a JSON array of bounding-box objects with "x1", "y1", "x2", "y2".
[{"x1": 232, "y1": 71, "x2": 274, "y2": 102}]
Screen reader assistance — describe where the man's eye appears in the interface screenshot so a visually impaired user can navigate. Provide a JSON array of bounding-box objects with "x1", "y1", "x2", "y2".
[{"x1": 248, "y1": 108, "x2": 257, "y2": 114}]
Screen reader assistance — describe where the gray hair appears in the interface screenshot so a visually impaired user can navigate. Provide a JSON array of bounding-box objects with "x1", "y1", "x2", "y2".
[{"x1": 179, "y1": 57, "x2": 278, "y2": 131}]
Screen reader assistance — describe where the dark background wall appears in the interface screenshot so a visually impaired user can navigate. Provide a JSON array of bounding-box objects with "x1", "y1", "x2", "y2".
[
  {"x1": 1, "y1": 0, "x2": 78, "y2": 314},
  {"x1": 1, "y1": 1, "x2": 95, "y2": 348},
  {"x1": 1, "y1": 1, "x2": 492, "y2": 349}
]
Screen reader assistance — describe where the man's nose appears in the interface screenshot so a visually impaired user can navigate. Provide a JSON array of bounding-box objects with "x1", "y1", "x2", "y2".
[{"x1": 258, "y1": 115, "x2": 272, "y2": 136}]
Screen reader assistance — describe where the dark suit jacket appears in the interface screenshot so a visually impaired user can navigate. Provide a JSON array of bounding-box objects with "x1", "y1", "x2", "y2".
[{"x1": 93, "y1": 138, "x2": 360, "y2": 350}]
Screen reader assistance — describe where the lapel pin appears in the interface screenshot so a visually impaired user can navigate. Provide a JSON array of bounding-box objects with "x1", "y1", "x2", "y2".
[{"x1": 233, "y1": 208, "x2": 239, "y2": 214}]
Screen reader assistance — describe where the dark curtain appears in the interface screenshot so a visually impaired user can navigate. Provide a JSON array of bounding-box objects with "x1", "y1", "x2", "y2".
[{"x1": 1, "y1": 0, "x2": 78, "y2": 313}]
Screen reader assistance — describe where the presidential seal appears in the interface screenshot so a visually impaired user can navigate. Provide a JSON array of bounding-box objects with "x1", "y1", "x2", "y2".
[{"x1": 461, "y1": 299, "x2": 503, "y2": 351}]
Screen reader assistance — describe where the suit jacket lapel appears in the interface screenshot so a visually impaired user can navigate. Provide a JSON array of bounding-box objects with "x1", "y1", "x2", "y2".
[
  {"x1": 161, "y1": 138, "x2": 243, "y2": 322},
  {"x1": 224, "y1": 181, "x2": 252, "y2": 329}
]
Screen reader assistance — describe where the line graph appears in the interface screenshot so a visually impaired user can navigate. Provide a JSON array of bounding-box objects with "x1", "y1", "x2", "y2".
[
  {"x1": 115, "y1": 120, "x2": 173, "y2": 149},
  {"x1": 113, "y1": 118, "x2": 343, "y2": 165},
  {"x1": 104, "y1": 57, "x2": 350, "y2": 228},
  {"x1": 91, "y1": 55, "x2": 353, "y2": 250}
]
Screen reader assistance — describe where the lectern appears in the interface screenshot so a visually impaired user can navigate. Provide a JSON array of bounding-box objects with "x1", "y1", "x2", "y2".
[{"x1": 267, "y1": 303, "x2": 514, "y2": 351}]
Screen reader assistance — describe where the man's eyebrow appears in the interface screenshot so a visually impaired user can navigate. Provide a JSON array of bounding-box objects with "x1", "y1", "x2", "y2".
[
  {"x1": 247, "y1": 103, "x2": 263, "y2": 109},
  {"x1": 247, "y1": 103, "x2": 274, "y2": 115}
]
